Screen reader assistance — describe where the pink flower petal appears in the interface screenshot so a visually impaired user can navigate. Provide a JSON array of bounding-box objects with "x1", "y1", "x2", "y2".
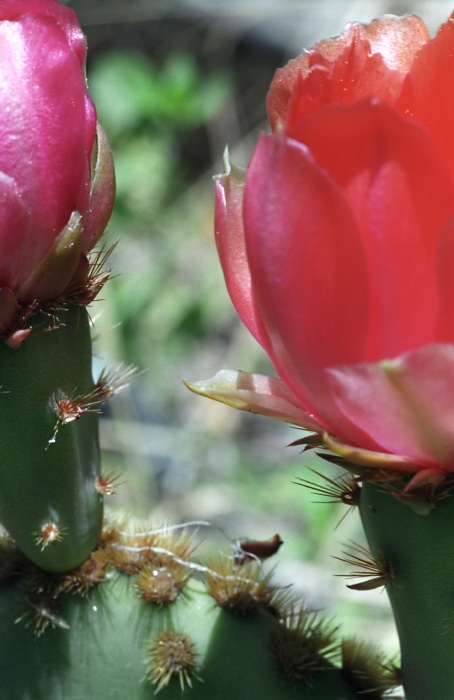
[
  {"x1": 436, "y1": 218, "x2": 454, "y2": 340},
  {"x1": 0, "y1": 10, "x2": 93, "y2": 289},
  {"x1": 0, "y1": 1, "x2": 91, "y2": 74},
  {"x1": 328, "y1": 343, "x2": 454, "y2": 467},
  {"x1": 243, "y1": 132, "x2": 370, "y2": 437},
  {"x1": 214, "y1": 154, "x2": 268, "y2": 346},
  {"x1": 184, "y1": 370, "x2": 325, "y2": 432},
  {"x1": 0, "y1": 173, "x2": 32, "y2": 289}
]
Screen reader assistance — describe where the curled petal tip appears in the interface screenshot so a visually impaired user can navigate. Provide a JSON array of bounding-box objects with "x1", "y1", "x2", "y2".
[
  {"x1": 213, "y1": 146, "x2": 231, "y2": 183},
  {"x1": 184, "y1": 369, "x2": 325, "y2": 432},
  {"x1": 214, "y1": 148, "x2": 245, "y2": 186},
  {"x1": 221, "y1": 146, "x2": 231, "y2": 176},
  {"x1": 5, "y1": 328, "x2": 32, "y2": 349}
]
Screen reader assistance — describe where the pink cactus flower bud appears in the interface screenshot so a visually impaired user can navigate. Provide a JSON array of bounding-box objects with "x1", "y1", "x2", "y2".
[
  {"x1": 193, "y1": 12, "x2": 454, "y2": 476},
  {"x1": 0, "y1": 0, "x2": 114, "y2": 308}
]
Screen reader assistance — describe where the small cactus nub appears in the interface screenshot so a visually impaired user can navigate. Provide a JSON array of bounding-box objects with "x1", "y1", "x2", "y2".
[
  {"x1": 341, "y1": 638, "x2": 402, "y2": 699},
  {"x1": 35, "y1": 523, "x2": 65, "y2": 550},
  {"x1": 145, "y1": 630, "x2": 198, "y2": 693},
  {"x1": 270, "y1": 606, "x2": 337, "y2": 684},
  {"x1": 135, "y1": 564, "x2": 190, "y2": 606},
  {"x1": 204, "y1": 558, "x2": 279, "y2": 615}
]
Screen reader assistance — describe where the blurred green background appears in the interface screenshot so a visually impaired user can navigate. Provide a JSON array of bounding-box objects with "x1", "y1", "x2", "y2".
[{"x1": 64, "y1": 0, "x2": 454, "y2": 668}]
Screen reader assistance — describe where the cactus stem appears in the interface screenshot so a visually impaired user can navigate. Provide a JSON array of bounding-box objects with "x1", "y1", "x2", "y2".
[
  {"x1": 334, "y1": 542, "x2": 393, "y2": 591},
  {"x1": 145, "y1": 630, "x2": 199, "y2": 693},
  {"x1": 376, "y1": 473, "x2": 454, "y2": 515},
  {"x1": 359, "y1": 481, "x2": 454, "y2": 699}
]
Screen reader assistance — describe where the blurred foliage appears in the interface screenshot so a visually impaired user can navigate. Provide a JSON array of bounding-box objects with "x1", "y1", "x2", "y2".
[
  {"x1": 89, "y1": 49, "x2": 233, "y2": 390},
  {"x1": 91, "y1": 51, "x2": 232, "y2": 136}
]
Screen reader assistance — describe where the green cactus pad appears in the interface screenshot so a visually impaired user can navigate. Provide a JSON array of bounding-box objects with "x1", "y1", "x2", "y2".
[
  {"x1": 0, "y1": 525, "x2": 365, "y2": 700},
  {"x1": 0, "y1": 306, "x2": 102, "y2": 572},
  {"x1": 360, "y1": 480, "x2": 454, "y2": 700}
]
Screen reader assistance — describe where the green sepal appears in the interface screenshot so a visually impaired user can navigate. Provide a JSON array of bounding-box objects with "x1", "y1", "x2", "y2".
[{"x1": 16, "y1": 212, "x2": 84, "y2": 304}]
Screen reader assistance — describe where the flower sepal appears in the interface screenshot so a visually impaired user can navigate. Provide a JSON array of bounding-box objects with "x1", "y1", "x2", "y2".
[
  {"x1": 0, "y1": 288, "x2": 20, "y2": 335},
  {"x1": 83, "y1": 124, "x2": 116, "y2": 250},
  {"x1": 322, "y1": 431, "x2": 421, "y2": 473},
  {"x1": 16, "y1": 211, "x2": 84, "y2": 305}
]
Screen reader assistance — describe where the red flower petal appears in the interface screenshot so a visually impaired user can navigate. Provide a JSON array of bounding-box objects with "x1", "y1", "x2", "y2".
[
  {"x1": 436, "y1": 218, "x2": 454, "y2": 340},
  {"x1": 214, "y1": 157, "x2": 268, "y2": 346},
  {"x1": 396, "y1": 12, "x2": 454, "y2": 182},
  {"x1": 267, "y1": 15, "x2": 429, "y2": 130},
  {"x1": 0, "y1": 173, "x2": 32, "y2": 289},
  {"x1": 0, "y1": 0, "x2": 88, "y2": 62},
  {"x1": 243, "y1": 132, "x2": 369, "y2": 436},
  {"x1": 289, "y1": 99, "x2": 454, "y2": 360}
]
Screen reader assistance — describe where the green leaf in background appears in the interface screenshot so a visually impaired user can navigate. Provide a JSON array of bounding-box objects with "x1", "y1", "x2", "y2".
[{"x1": 89, "y1": 50, "x2": 232, "y2": 137}]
